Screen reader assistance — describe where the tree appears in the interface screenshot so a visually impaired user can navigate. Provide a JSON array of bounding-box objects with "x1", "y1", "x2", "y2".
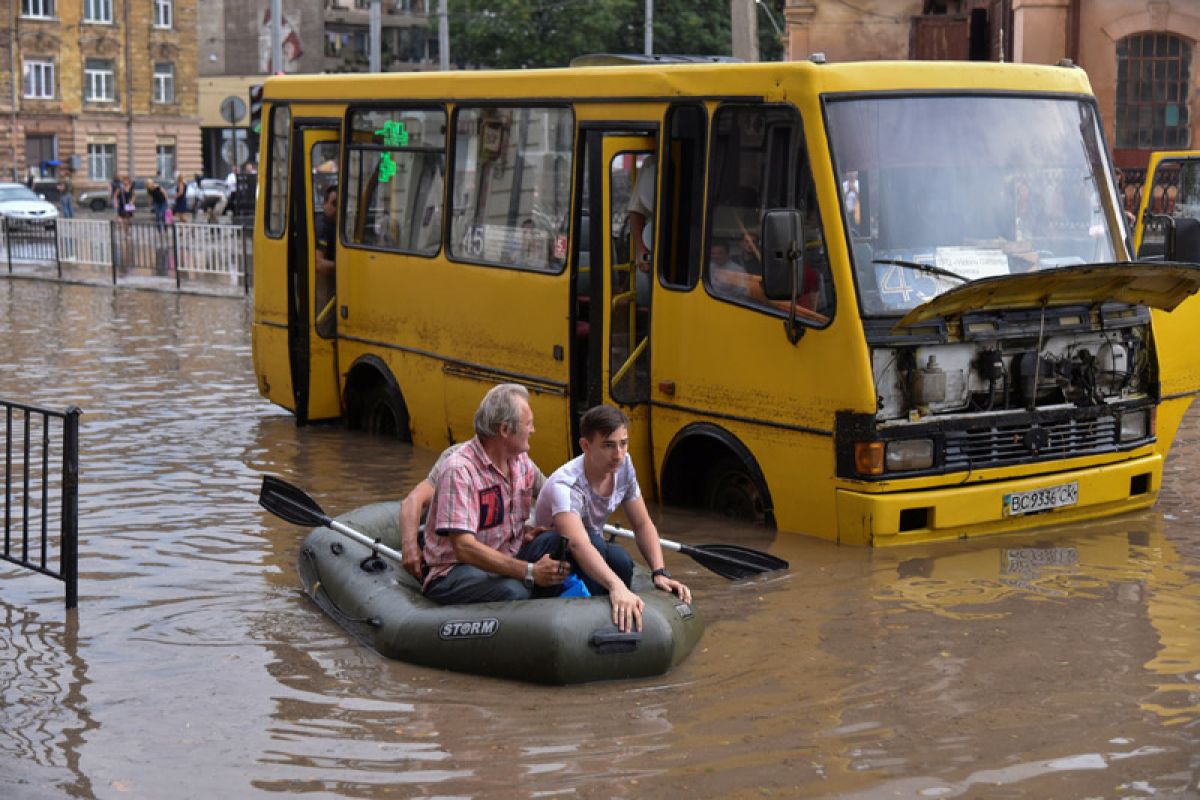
[{"x1": 443, "y1": 0, "x2": 785, "y2": 70}]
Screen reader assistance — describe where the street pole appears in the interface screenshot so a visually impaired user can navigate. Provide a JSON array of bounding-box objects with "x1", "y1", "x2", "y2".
[
  {"x1": 439, "y1": 0, "x2": 450, "y2": 70},
  {"x1": 644, "y1": 0, "x2": 653, "y2": 56},
  {"x1": 270, "y1": 0, "x2": 283, "y2": 74},
  {"x1": 731, "y1": 0, "x2": 758, "y2": 62},
  {"x1": 370, "y1": 0, "x2": 381, "y2": 72},
  {"x1": 9, "y1": 0, "x2": 17, "y2": 180}
]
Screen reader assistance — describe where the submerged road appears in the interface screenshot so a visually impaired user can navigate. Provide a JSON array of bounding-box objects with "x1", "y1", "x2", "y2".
[{"x1": 1, "y1": 278, "x2": 1198, "y2": 798}]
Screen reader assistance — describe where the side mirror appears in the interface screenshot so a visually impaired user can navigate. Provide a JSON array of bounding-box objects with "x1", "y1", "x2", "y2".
[{"x1": 761, "y1": 209, "x2": 803, "y2": 301}]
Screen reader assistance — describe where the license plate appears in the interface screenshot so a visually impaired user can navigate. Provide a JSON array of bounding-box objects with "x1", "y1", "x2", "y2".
[{"x1": 1003, "y1": 482, "x2": 1078, "y2": 516}]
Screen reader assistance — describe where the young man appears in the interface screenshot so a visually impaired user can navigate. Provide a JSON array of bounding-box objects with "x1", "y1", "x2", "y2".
[
  {"x1": 534, "y1": 404, "x2": 692, "y2": 633},
  {"x1": 421, "y1": 384, "x2": 566, "y2": 605}
]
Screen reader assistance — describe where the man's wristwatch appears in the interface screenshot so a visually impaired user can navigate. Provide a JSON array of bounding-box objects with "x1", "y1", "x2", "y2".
[
  {"x1": 524, "y1": 561, "x2": 535, "y2": 589},
  {"x1": 651, "y1": 567, "x2": 671, "y2": 580}
]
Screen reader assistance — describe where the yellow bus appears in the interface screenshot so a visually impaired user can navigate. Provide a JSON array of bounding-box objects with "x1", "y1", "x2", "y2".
[{"x1": 251, "y1": 56, "x2": 1200, "y2": 546}]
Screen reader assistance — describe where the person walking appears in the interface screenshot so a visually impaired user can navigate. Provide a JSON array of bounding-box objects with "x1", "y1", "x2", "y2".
[
  {"x1": 57, "y1": 171, "x2": 74, "y2": 219},
  {"x1": 171, "y1": 174, "x2": 190, "y2": 223},
  {"x1": 146, "y1": 179, "x2": 169, "y2": 228}
]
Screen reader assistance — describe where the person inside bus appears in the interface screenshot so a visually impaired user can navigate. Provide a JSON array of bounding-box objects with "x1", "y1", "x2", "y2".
[
  {"x1": 314, "y1": 184, "x2": 338, "y2": 331},
  {"x1": 533, "y1": 404, "x2": 692, "y2": 632},
  {"x1": 709, "y1": 240, "x2": 751, "y2": 298},
  {"x1": 627, "y1": 154, "x2": 656, "y2": 271},
  {"x1": 420, "y1": 384, "x2": 568, "y2": 605}
]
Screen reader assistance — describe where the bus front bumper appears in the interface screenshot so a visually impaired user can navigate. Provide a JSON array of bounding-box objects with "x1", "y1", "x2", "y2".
[{"x1": 836, "y1": 453, "x2": 1162, "y2": 546}]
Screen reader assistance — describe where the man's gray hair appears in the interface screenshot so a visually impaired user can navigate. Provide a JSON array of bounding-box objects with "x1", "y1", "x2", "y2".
[{"x1": 474, "y1": 383, "x2": 530, "y2": 439}]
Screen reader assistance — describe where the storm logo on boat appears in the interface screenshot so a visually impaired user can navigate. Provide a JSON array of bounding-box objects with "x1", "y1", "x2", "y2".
[{"x1": 439, "y1": 618, "x2": 500, "y2": 639}]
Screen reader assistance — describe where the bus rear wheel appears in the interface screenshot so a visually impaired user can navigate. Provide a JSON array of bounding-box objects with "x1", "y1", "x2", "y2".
[
  {"x1": 703, "y1": 457, "x2": 766, "y2": 524},
  {"x1": 354, "y1": 384, "x2": 410, "y2": 440}
]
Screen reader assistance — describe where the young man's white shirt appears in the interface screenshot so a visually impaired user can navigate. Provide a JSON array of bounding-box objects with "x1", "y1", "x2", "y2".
[{"x1": 533, "y1": 453, "x2": 641, "y2": 536}]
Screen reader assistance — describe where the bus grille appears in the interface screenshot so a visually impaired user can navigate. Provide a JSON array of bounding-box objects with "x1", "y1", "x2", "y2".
[{"x1": 943, "y1": 416, "x2": 1119, "y2": 471}]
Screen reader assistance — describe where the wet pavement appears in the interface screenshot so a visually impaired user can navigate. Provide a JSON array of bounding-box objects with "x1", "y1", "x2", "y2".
[{"x1": 1, "y1": 278, "x2": 1198, "y2": 798}]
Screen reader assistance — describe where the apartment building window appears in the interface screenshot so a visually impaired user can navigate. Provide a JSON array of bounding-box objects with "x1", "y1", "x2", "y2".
[
  {"x1": 153, "y1": 0, "x2": 172, "y2": 28},
  {"x1": 87, "y1": 141, "x2": 117, "y2": 181},
  {"x1": 21, "y1": 0, "x2": 55, "y2": 18},
  {"x1": 84, "y1": 0, "x2": 112, "y2": 23},
  {"x1": 153, "y1": 64, "x2": 174, "y2": 104},
  {"x1": 23, "y1": 59, "x2": 55, "y2": 99},
  {"x1": 156, "y1": 141, "x2": 176, "y2": 180},
  {"x1": 85, "y1": 59, "x2": 115, "y2": 102},
  {"x1": 1116, "y1": 33, "x2": 1193, "y2": 149}
]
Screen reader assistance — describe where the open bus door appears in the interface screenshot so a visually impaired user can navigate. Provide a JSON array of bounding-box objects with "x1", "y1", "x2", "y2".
[
  {"x1": 286, "y1": 125, "x2": 342, "y2": 423},
  {"x1": 1133, "y1": 152, "x2": 1200, "y2": 448},
  {"x1": 578, "y1": 133, "x2": 657, "y2": 491}
]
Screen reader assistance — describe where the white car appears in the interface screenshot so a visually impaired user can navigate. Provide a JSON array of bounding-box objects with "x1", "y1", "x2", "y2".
[{"x1": 0, "y1": 182, "x2": 59, "y2": 227}]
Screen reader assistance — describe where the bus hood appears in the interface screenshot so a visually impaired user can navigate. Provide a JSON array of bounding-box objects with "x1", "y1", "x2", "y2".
[{"x1": 895, "y1": 262, "x2": 1200, "y2": 328}]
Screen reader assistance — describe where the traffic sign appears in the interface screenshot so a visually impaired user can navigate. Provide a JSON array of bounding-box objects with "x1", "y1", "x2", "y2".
[{"x1": 220, "y1": 95, "x2": 246, "y2": 125}]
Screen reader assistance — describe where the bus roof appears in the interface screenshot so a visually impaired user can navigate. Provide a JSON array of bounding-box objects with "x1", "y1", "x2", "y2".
[{"x1": 261, "y1": 59, "x2": 1094, "y2": 105}]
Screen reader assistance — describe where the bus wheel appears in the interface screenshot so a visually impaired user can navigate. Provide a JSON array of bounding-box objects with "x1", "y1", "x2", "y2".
[
  {"x1": 704, "y1": 457, "x2": 766, "y2": 524},
  {"x1": 358, "y1": 385, "x2": 410, "y2": 440}
]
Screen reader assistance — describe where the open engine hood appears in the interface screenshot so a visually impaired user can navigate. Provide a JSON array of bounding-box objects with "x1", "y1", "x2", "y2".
[{"x1": 895, "y1": 262, "x2": 1200, "y2": 328}]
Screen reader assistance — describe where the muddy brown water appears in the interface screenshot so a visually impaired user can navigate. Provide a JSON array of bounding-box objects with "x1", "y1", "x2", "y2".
[{"x1": 1, "y1": 279, "x2": 1198, "y2": 799}]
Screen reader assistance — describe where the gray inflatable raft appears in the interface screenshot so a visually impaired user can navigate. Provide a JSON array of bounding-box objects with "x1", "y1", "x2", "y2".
[{"x1": 296, "y1": 501, "x2": 705, "y2": 684}]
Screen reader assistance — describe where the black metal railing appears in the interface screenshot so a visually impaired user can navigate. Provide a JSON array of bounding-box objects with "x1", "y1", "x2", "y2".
[{"x1": 1, "y1": 400, "x2": 81, "y2": 609}]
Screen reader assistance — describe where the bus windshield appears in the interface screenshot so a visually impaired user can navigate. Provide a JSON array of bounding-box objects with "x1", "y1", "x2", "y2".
[{"x1": 826, "y1": 95, "x2": 1120, "y2": 315}]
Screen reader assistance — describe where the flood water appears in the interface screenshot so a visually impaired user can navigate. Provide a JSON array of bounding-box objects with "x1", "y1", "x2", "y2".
[{"x1": 1, "y1": 278, "x2": 1198, "y2": 798}]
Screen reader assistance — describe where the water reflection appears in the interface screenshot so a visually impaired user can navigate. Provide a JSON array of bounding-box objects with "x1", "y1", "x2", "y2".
[
  {"x1": 1, "y1": 278, "x2": 1199, "y2": 797},
  {"x1": 0, "y1": 600, "x2": 96, "y2": 797}
]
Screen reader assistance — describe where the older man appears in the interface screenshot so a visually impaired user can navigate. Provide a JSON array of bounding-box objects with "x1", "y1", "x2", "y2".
[{"x1": 421, "y1": 383, "x2": 566, "y2": 604}]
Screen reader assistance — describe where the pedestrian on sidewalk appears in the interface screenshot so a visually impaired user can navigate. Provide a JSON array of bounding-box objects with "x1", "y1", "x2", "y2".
[{"x1": 146, "y1": 179, "x2": 169, "y2": 228}]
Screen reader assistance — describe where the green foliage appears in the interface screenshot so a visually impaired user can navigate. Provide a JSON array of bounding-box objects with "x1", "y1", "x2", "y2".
[{"x1": 442, "y1": 0, "x2": 786, "y2": 69}]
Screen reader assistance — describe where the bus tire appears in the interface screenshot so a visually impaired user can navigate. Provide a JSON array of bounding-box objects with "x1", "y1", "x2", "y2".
[
  {"x1": 703, "y1": 456, "x2": 767, "y2": 524},
  {"x1": 358, "y1": 384, "x2": 410, "y2": 440}
]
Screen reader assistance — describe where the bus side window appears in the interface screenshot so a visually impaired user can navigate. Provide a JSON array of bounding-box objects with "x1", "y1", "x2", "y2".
[
  {"x1": 342, "y1": 107, "x2": 446, "y2": 257},
  {"x1": 264, "y1": 105, "x2": 291, "y2": 238},
  {"x1": 659, "y1": 103, "x2": 706, "y2": 289},
  {"x1": 704, "y1": 104, "x2": 834, "y2": 325},
  {"x1": 449, "y1": 106, "x2": 574, "y2": 273}
]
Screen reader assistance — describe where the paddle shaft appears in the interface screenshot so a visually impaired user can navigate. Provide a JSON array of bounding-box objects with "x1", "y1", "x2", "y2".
[{"x1": 604, "y1": 523, "x2": 683, "y2": 552}]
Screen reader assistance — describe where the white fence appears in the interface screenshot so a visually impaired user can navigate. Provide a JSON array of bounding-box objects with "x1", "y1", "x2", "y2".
[{"x1": 1, "y1": 218, "x2": 251, "y2": 295}]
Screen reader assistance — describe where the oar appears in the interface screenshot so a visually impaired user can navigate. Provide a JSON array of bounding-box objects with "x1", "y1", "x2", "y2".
[
  {"x1": 603, "y1": 524, "x2": 788, "y2": 581},
  {"x1": 258, "y1": 475, "x2": 404, "y2": 566}
]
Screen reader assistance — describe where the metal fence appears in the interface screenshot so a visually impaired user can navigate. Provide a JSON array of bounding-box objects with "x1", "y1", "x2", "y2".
[
  {"x1": 1, "y1": 217, "x2": 252, "y2": 295},
  {"x1": 0, "y1": 400, "x2": 80, "y2": 610}
]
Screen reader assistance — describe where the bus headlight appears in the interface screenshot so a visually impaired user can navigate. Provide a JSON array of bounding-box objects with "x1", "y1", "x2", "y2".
[
  {"x1": 1119, "y1": 409, "x2": 1151, "y2": 442},
  {"x1": 886, "y1": 439, "x2": 934, "y2": 472}
]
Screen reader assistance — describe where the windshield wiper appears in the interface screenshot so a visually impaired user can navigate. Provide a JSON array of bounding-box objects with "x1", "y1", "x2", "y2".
[{"x1": 872, "y1": 259, "x2": 969, "y2": 283}]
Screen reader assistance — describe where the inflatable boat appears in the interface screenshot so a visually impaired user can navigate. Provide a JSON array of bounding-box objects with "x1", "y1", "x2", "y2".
[{"x1": 295, "y1": 501, "x2": 705, "y2": 684}]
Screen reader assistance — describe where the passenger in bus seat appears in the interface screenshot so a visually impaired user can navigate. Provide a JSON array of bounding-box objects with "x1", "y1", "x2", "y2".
[
  {"x1": 421, "y1": 384, "x2": 568, "y2": 605},
  {"x1": 533, "y1": 404, "x2": 692, "y2": 632},
  {"x1": 709, "y1": 240, "x2": 751, "y2": 298}
]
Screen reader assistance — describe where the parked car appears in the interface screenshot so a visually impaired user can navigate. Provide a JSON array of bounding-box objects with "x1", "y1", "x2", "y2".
[
  {"x1": 79, "y1": 179, "x2": 148, "y2": 212},
  {"x1": 197, "y1": 179, "x2": 230, "y2": 211},
  {"x1": 0, "y1": 182, "x2": 59, "y2": 227}
]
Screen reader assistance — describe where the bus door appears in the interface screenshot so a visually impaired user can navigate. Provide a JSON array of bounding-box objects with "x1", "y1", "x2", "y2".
[
  {"x1": 286, "y1": 125, "x2": 341, "y2": 423},
  {"x1": 582, "y1": 134, "x2": 657, "y2": 489}
]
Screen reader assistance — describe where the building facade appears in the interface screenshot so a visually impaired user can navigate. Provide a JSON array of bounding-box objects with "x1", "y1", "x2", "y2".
[
  {"x1": 2, "y1": 0, "x2": 201, "y2": 192},
  {"x1": 782, "y1": 0, "x2": 1198, "y2": 180}
]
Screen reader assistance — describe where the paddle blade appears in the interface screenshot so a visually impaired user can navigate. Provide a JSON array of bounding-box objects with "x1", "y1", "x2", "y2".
[
  {"x1": 694, "y1": 543, "x2": 789, "y2": 573},
  {"x1": 680, "y1": 547, "x2": 776, "y2": 581},
  {"x1": 258, "y1": 475, "x2": 333, "y2": 528}
]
